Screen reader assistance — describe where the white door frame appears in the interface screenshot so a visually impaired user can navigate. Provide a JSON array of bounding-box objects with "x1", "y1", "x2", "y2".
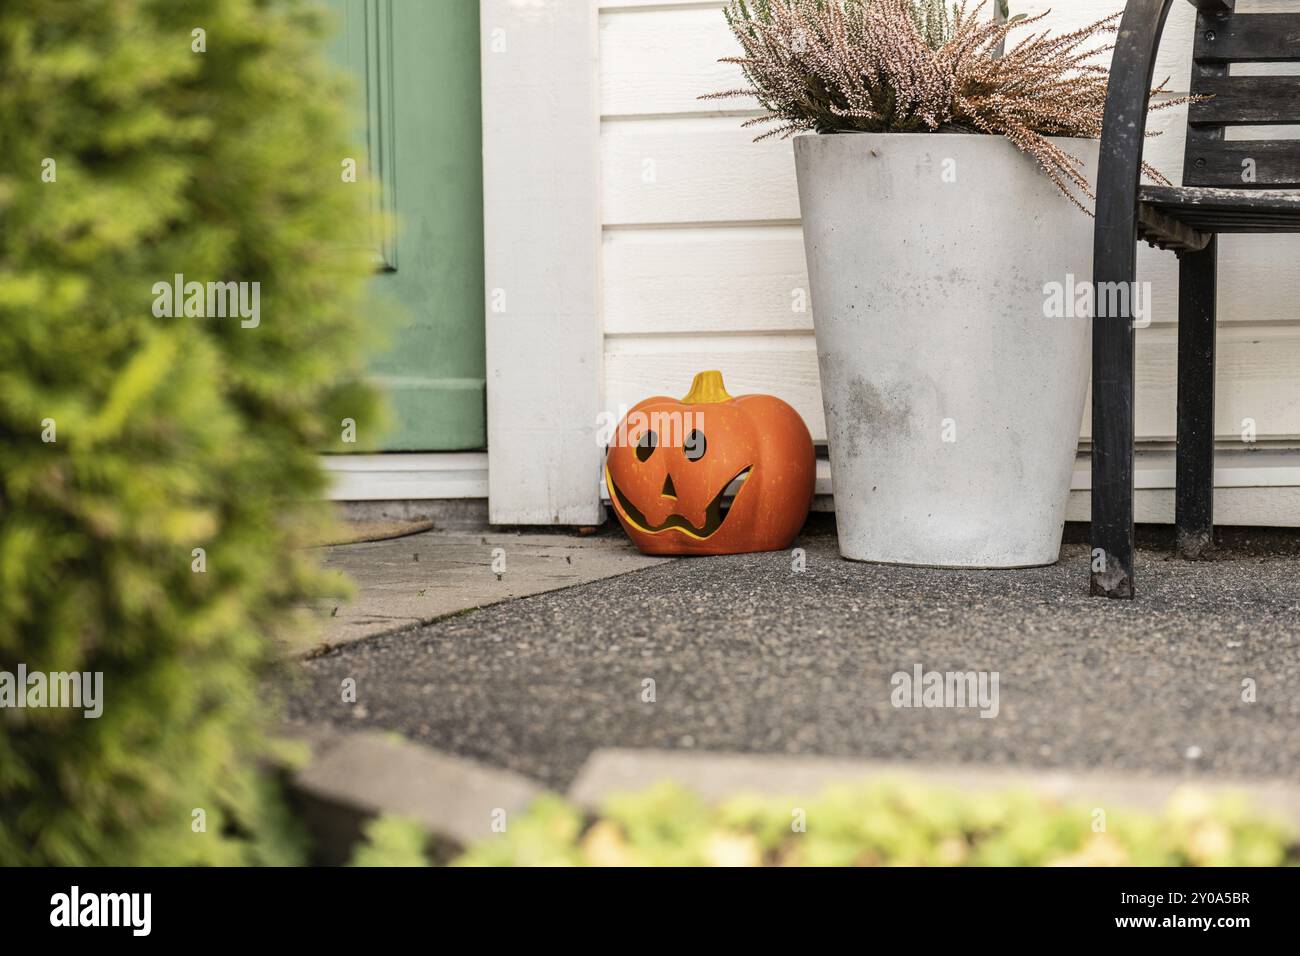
[{"x1": 479, "y1": 0, "x2": 604, "y2": 525}]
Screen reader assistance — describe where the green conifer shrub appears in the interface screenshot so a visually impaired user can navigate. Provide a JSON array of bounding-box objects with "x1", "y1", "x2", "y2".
[{"x1": 0, "y1": 0, "x2": 380, "y2": 864}]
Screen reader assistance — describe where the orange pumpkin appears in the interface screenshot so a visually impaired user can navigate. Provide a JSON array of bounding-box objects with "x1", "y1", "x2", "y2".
[{"x1": 604, "y1": 370, "x2": 815, "y2": 556}]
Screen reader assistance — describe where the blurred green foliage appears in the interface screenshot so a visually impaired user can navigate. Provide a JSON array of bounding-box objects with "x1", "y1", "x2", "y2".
[
  {"x1": 452, "y1": 780, "x2": 1298, "y2": 867},
  {"x1": 348, "y1": 815, "x2": 432, "y2": 868},
  {"x1": 0, "y1": 0, "x2": 381, "y2": 864}
]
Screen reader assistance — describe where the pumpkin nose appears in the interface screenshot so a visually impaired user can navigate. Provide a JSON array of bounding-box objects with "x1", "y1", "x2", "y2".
[{"x1": 661, "y1": 475, "x2": 677, "y2": 499}]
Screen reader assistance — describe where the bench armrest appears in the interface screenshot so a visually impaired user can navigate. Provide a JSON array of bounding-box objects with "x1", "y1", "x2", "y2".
[
  {"x1": 1187, "y1": 0, "x2": 1233, "y2": 12},
  {"x1": 1095, "y1": 0, "x2": 1177, "y2": 272}
]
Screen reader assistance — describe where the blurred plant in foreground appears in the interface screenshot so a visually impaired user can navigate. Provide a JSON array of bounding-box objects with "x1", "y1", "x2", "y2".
[
  {"x1": 349, "y1": 816, "x2": 431, "y2": 868},
  {"x1": 449, "y1": 780, "x2": 1296, "y2": 867},
  {"x1": 0, "y1": 0, "x2": 381, "y2": 864}
]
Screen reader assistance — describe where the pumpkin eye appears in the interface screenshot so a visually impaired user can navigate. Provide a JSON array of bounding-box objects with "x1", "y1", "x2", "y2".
[
  {"x1": 636, "y1": 430, "x2": 658, "y2": 462},
  {"x1": 684, "y1": 429, "x2": 706, "y2": 461}
]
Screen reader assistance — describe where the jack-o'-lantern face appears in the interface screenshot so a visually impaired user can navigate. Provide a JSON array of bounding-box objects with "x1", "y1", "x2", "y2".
[{"x1": 604, "y1": 371, "x2": 815, "y2": 556}]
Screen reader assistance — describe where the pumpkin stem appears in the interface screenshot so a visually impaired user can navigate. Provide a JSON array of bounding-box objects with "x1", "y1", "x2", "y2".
[{"x1": 681, "y1": 370, "x2": 733, "y2": 404}]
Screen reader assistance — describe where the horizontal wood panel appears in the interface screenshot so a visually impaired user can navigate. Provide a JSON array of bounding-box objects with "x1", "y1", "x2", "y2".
[
  {"x1": 1185, "y1": 139, "x2": 1300, "y2": 187},
  {"x1": 1065, "y1": 485, "x2": 1300, "y2": 526},
  {"x1": 602, "y1": 108, "x2": 1190, "y2": 226},
  {"x1": 600, "y1": 4, "x2": 748, "y2": 117},
  {"x1": 1083, "y1": 324, "x2": 1300, "y2": 442},
  {"x1": 604, "y1": 223, "x2": 1300, "y2": 332},
  {"x1": 603, "y1": 225, "x2": 812, "y2": 334},
  {"x1": 605, "y1": 326, "x2": 1300, "y2": 444},
  {"x1": 597, "y1": 2, "x2": 1206, "y2": 121},
  {"x1": 1190, "y1": 76, "x2": 1300, "y2": 125},
  {"x1": 604, "y1": 333, "x2": 826, "y2": 438},
  {"x1": 1194, "y1": 13, "x2": 1300, "y2": 62},
  {"x1": 597, "y1": 2, "x2": 1300, "y2": 124},
  {"x1": 1070, "y1": 446, "x2": 1300, "y2": 491},
  {"x1": 601, "y1": 117, "x2": 800, "y2": 224}
]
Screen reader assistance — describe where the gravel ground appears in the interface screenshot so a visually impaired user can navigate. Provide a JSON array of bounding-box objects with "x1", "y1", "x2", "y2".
[{"x1": 282, "y1": 526, "x2": 1300, "y2": 790}]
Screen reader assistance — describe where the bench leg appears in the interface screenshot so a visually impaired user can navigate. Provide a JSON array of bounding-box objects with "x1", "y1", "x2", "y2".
[
  {"x1": 1091, "y1": 276, "x2": 1137, "y2": 599},
  {"x1": 1175, "y1": 236, "x2": 1217, "y2": 559}
]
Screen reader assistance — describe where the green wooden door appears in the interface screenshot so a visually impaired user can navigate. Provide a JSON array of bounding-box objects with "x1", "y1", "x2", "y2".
[{"x1": 326, "y1": 0, "x2": 485, "y2": 450}]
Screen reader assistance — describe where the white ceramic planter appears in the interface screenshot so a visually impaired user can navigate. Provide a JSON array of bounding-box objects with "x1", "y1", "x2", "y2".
[{"x1": 794, "y1": 132, "x2": 1098, "y2": 567}]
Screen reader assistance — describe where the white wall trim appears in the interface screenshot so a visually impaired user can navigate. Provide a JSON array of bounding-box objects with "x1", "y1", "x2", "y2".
[
  {"x1": 1064, "y1": 447, "x2": 1300, "y2": 527},
  {"x1": 322, "y1": 453, "x2": 488, "y2": 501},
  {"x1": 480, "y1": 0, "x2": 604, "y2": 525},
  {"x1": 324, "y1": 445, "x2": 1300, "y2": 524},
  {"x1": 1069, "y1": 446, "x2": 1300, "y2": 492},
  {"x1": 599, "y1": 447, "x2": 1300, "y2": 527}
]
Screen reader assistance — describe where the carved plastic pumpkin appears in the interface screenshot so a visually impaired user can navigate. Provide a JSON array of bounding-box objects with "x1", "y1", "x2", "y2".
[{"x1": 604, "y1": 370, "x2": 815, "y2": 556}]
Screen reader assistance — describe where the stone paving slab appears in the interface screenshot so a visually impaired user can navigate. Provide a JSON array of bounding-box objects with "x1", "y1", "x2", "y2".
[
  {"x1": 567, "y1": 748, "x2": 1300, "y2": 825},
  {"x1": 286, "y1": 728, "x2": 545, "y2": 864},
  {"x1": 288, "y1": 528, "x2": 668, "y2": 656}
]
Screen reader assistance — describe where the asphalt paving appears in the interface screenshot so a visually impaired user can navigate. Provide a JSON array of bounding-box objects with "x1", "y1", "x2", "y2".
[{"x1": 281, "y1": 526, "x2": 1300, "y2": 790}]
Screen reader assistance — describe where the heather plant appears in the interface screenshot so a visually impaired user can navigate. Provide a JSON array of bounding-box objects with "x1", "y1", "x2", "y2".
[
  {"x1": 708, "y1": 0, "x2": 1185, "y2": 211},
  {"x1": 0, "y1": 0, "x2": 381, "y2": 864},
  {"x1": 907, "y1": 0, "x2": 955, "y2": 48}
]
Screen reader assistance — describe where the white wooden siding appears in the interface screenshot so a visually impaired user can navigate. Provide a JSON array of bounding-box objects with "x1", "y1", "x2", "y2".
[{"x1": 596, "y1": 0, "x2": 1300, "y2": 523}]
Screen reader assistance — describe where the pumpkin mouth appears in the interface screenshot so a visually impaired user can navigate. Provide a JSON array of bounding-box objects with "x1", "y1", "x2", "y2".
[{"x1": 608, "y1": 465, "x2": 752, "y2": 539}]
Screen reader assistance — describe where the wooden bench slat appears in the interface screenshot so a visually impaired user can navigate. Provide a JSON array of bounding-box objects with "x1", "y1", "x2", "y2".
[
  {"x1": 1184, "y1": 140, "x2": 1300, "y2": 188},
  {"x1": 1194, "y1": 13, "x2": 1300, "y2": 63},
  {"x1": 1141, "y1": 185, "x2": 1300, "y2": 208},
  {"x1": 1140, "y1": 185, "x2": 1300, "y2": 233},
  {"x1": 1189, "y1": 76, "x2": 1300, "y2": 125}
]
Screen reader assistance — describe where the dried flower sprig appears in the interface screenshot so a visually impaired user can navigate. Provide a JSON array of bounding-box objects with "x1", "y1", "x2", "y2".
[{"x1": 705, "y1": 0, "x2": 1189, "y2": 212}]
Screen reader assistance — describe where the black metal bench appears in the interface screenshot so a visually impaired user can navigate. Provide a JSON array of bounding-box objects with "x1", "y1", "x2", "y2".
[{"x1": 1091, "y1": 0, "x2": 1299, "y2": 597}]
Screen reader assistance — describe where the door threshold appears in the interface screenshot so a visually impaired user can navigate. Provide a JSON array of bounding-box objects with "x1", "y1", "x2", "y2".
[{"x1": 320, "y1": 452, "x2": 488, "y2": 501}]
